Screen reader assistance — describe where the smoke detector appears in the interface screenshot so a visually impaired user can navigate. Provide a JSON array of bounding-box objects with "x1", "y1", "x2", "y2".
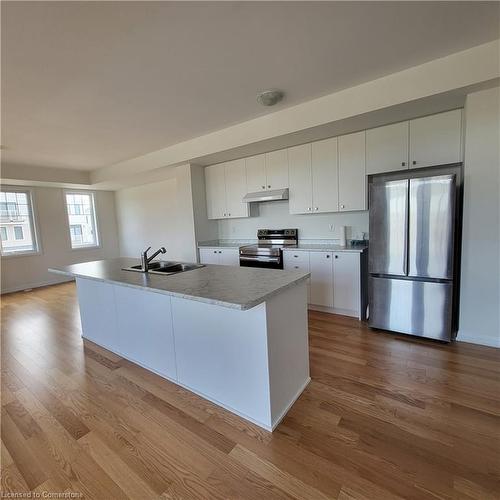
[{"x1": 257, "y1": 89, "x2": 284, "y2": 107}]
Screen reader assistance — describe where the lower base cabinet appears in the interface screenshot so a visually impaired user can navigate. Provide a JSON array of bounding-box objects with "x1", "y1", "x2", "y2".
[
  {"x1": 309, "y1": 252, "x2": 333, "y2": 308},
  {"x1": 332, "y1": 252, "x2": 360, "y2": 314},
  {"x1": 284, "y1": 249, "x2": 365, "y2": 318},
  {"x1": 199, "y1": 247, "x2": 239, "y2": 266}
]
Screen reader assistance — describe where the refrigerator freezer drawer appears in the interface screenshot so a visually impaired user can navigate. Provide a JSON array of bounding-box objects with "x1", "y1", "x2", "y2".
[{"x1": 369, "y1": 277, "x2": 453, "y2": 341}]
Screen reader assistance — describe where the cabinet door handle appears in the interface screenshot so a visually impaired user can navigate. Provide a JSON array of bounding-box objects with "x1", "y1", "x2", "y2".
[
  {"x1": 262, "y1": 185, "x2": 265, "y2": 190},
  {"x1": 293, "y1": 255, "x2": 299, "y2": 258},
  {"x1": 268, "y1": 185, "x2": 271, "y2": 189},
  {"x1": 219, "y1": 251, "x2": 222, "y2": 254},
  {"x1": 213, "y1": 250, "x2": 217, "y2": 254},
  {"x1": 326, "y1": 254, "x2": 330, "y2": 258},
  {"x1": 402, "y1": 161, "x2": 406, "y2": 166},
  {"x1": 228, "y1": 213, "x2": 231, "y2": 217},
  {"x1": 335, "y1": 255, "x2": 339, "y2": 259},
  {"x1": 412, "y1": 160, "x2": 417, "y2": 165},
  {"x1": 307, "y1": 207, "x2": 311, "y2": 211},
  {"x1": 340, "y1": 204, "x2": 345, "y2": 209},
  {"x1": 314, "y1": 207, "x2": 318, "y2": 211},
  {"x1": 294, "y1": 266, "x2": 299, "y2": 269}
]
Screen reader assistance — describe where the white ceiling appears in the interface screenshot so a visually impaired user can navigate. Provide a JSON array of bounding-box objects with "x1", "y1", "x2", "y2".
[{"x1": 2, "y1": 1, "x2": 499, "y2": 171}]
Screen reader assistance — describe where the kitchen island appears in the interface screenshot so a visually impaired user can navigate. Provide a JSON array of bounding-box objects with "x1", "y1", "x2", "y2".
[{"x1": 50, "y1": 258, "x2": 310, "y2": 431}]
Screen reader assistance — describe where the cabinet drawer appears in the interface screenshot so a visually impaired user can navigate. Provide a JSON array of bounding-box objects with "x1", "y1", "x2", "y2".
[{"x1": 283, "y1": 251, "x2": 310, "y2": 271}]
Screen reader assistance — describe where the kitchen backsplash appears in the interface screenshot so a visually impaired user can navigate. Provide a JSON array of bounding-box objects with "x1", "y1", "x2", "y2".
[{"x1": 217, "y1": 200, "x2": 369, "y2": 241}]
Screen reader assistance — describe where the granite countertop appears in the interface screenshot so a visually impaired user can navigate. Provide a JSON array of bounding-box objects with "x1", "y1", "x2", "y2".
[
  {"x1": 198, "y1": 240, "x2": 256, "y2": 249},
  {"x1": 198, "y1": 239, "x2": 367, "y2": 252},
  {"x1": 283, "y1": 243, "x2": 368, "y2": 253},
  {"x1": 49, "y1": 258, "x2": 309, "y2": 311}
]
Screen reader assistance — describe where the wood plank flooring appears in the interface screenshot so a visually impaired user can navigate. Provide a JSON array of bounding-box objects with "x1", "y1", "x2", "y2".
[{"x1": 1, "y1": 282, "x2": 500, "y2": 499}]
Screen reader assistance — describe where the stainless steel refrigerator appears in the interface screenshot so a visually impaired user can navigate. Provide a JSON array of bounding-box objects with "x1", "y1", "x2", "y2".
[{"x1": 368, "y1": 164, "x2": 462, "y2": 342}]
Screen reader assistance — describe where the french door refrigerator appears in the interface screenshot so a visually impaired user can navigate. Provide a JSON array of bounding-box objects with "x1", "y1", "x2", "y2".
[{"x1": 368, "y1": 164, "x2": 462, "y2": 341}]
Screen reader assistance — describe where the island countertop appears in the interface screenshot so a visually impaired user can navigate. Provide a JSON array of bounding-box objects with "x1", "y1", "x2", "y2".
[{"x1": 50, "y1": 258, "x2": 310, "y2": 311}]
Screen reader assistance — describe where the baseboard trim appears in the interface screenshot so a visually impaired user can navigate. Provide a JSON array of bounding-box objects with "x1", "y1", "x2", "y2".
[
  {"x1": 456, "y1": 334, "x2": 500, "y2": 349},
  {"x1": 308, "y1": 304, "x2": 359, "y2": 318},
  {"x1": 1, "y1": 277, "x2": 74, "y2": 295}
]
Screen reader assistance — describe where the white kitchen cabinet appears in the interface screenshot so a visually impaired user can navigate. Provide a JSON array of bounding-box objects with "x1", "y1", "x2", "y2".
[
  {"x1": 338, "y1": 131, "x2": 366, "y2": 212},
  {"x1": 309, "y1": 251, "x2": 333, "y2": 308},
  {"x1": 205, "y1": 163, "x2": 226, "y2": 219},
  {"x1": 311, "y1": 137, "x2": 338, "y2": 213},
  {"x1": 199, "y1": 248, "x2": 220, "y2": 265},
  {"x1": 283, "y1": 250, "x2": 310, "y2": 301},
  {"x1": 288, "y1": 144, "x2": 313, "y2": 214},
  {"x1": 266, "y1": 149, "x2": 288, "y2": 190},
  {"x1": 409, "y1": 109, "x2": 462, "y2": 169},
  {"x1": 333, "y1": 252, "x2": 360, "y2": 315},
  {"x1": 289, "y1": 139, "x2": 339, "y2": 215},
  {"x1": 114, "y1": 285, "x2": 177, "y2": 380},
  {"x1": 366, "y1": 122, "x2": 409, "y2": 174},
  {"x1": 199, "y1": 247, "x2": 239, "y2": 266},
  {"x1": 245, "y1": 149, "x2": 288, "y2": 194},
  {"x1": 76, "y1": 278, "x2": 118, "y2": 352},
  {"x1": 219, "y1": 248, "x2": 240, "y2": 266},
  {"x1": 245, "y1": 154, "x2": 267, "y2": 192},
  {"x1": 224, "y1": 159, "x2": 248, "y2": 218},
  {"x1": 205, "y1": 160, "x2": 249, "y2": 220}
]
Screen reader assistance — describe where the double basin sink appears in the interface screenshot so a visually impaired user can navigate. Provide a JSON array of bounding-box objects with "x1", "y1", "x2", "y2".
[{"x1": 123, "y1": 261, "x2": 204, "y2": 276}]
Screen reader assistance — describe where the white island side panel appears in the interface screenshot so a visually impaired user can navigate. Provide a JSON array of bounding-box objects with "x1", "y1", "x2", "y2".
[
  {"x1": 265, "y1": 281, "x2": 310, "y2": 427},
  {"x1": 171, "y1": 298, "x2": 272, "y2": 428}
]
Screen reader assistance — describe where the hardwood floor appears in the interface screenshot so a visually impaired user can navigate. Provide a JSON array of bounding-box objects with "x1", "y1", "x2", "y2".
[{"x1": 1, "y1": 282, "x2": 499, "y2": 499}]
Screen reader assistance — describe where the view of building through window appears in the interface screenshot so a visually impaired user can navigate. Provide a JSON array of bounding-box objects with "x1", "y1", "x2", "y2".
[
  {"x1": 65, "y1": 193, "x2": 98, "y2": 248},
  {"x1": 0, "y1": 190, "x2": 37, "y2": 254}
]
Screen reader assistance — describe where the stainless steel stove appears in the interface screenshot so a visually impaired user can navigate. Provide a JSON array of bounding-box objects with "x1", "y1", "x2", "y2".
[{"x1": 239, "y1": 229, "x2": 298, "y2": 269}]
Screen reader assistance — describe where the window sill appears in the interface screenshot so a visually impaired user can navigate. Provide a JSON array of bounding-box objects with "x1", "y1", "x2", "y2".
[
  {"x1": 1, "y1": 250, "x2": 41, "y2": 259},
  {"x1": 70, "y1": 244, "x2": 101, "y2": 251}
]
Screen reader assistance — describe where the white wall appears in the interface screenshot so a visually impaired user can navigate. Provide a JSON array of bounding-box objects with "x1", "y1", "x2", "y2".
[
  {"x1": 115, "y1": 177, "x2": 184, "y2": 260},
  {"x1": 458, "y1": 86, "x2": 500, "y2": 347},
  {"x1": 218, "y1": 201, "x2": 368, "y2": 241},
  {"x1": 115, "y1": 164, "x2": 216, "y2": 262},
  {"x1": 0, "y1": 187, "x2": 119, "y2": 293}
]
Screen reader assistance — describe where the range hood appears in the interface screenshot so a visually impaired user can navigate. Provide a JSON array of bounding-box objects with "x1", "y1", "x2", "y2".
[{"x1": 243, "y1": 188, "x2": 289, "y2": 203}]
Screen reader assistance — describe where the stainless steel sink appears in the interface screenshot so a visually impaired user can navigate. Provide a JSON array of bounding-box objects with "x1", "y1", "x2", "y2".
[{"x1": 122, "y1": 261, "x2": 204, "y2": 275}]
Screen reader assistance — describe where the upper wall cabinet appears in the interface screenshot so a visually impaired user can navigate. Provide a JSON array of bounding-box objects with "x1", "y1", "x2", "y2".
[
  {"x1": 288, "y1": 138, "x2": 339, "y2": 215},
  {"x1": 245, "y1": 154, "x2": 267, "y2": 192},
  {"x1": 205, "y1": 159, "x2": 249, "y2": 220},
  {"x1": 245, "y1": 149, "x2": 288, "y2": 193},
  {"x1": 366, "y1": 122, "x2": 409, "y2": 174},
  {"x1": 409, "y1": 109, "x2": 462, "y2": 169},
  {"x1": 311, "y1": 138, "x2": 339, "y2": 213},
  {"x1": 338, "y1": 131, "x2": 366, "y2": 212},
  {"x1": 265, "y1": 149, "x2": 289, "y2": 190},
  {"x1": 288, "y1": 144, "x2": 312, "y2": 214}
]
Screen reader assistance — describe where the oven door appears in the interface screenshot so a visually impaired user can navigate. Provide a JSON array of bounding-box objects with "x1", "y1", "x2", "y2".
[{"x1": 239, "y1": 255, "x2": 283, "y2": 269}]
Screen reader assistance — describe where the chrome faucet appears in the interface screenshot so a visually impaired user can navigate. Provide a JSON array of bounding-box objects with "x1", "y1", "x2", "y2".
[{"x1": 140, "y1": 246, "x2": 166, "y2": 272}]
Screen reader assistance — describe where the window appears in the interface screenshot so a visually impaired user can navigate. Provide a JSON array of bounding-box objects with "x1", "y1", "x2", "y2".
[
  {"x1": 0, "y1": 189, "x2": 38, "y2": 255},
  {"x1": 65, "y1": 192, "x2": 99, "y2": 248},
  {"x1": 70, "y1": 225, "x2": 83, "y2": 245},
  {"x1": 14, "y1": 226, "x2": 24, "y2": 240}
]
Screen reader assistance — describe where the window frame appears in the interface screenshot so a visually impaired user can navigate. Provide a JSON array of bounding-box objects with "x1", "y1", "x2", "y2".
[
  {"x1": 0, "y1": 186, "x2": 41, "y2": 258},
  {"x1": 63, "y1": 190, "x2": 101, "y2": 250}
]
